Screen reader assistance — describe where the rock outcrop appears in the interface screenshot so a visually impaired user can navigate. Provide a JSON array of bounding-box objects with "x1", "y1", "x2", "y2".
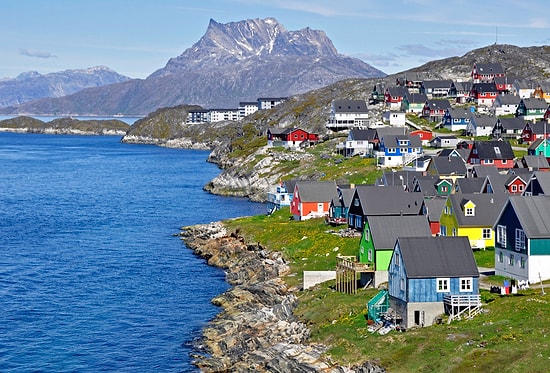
[{"x1": 180, "y1": 222, "x2": 385, "y2": 373}]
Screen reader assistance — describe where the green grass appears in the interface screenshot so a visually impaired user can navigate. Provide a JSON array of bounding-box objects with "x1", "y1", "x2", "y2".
[
  {"x1": 223, "y1": 212, "x2": 550, "y2": 372},
  {"x1": 473, "y1": 247, "x2": 495, "y2": 268}
]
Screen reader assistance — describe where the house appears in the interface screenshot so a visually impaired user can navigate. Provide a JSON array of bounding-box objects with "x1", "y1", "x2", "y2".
[
  {"x1": 516, "y1": 154, "x2": 550, "y2": 171},
  {"x1": 441, "y1": 107, "x2": 472, "y2": 132},
  {"x1": 258, "y1": 97, "x2": 287, "y2": 110},
  {"x1": 401, "y1": 92, "x2": 428, "y2": 113},
  {"x1": 494, "y1": 195, "x2": 550, "y2": 283},
  {"x1": 186, "y1": 109, "x2": 209, "y2": 124},
  {"x1": 470, "y1": 82, "x2": 499, "y2": 107},
  {"x1": 439, "y1": 193, "x2": 508, "y2": 249},
  {"x1": 382, "y1": 111, "x2": 406, "y2": 127},
  {"x1": 412, "y1": 175, "x2": 453, "y2": 197},
  {"x1": 239, "y1": 101, "x2": 259, "y2": 118},
  {"x1": 493, "y1": 76, "x2": 510, "y2": 93},
  {"x1": 429, "y1": 135, "x2": 461, "y2": 148},
  {"x1": 516, "y1": 97, "x2": 548, "y2": 121},
  {"x1": 425, "y1": 196, "x2": 448, "y2": 235},
  {"x1": 370, "y1": 82, "x2": 386, "y2": 104},
  {"x1": 410, "y1": 129, "x2": 433, "y2": 146},
  {"x1": 467, "y1": 140, "x2": 515, "y2": 170},
  {"x1": 266, "y1": 179, "x2": 297, "y2": 214},
  {"x1": 359, "y1": 215, "x2": 432, "y2": 286},
  {"x1": 422, "y1": 99, "x2": 452, "y2": 122},
  {"x1": 527, "y1": 138, "x2": 550, "y2": 158},
  {"x1": 327, "y1": 185, "x2": 355, "y2": 225},
  {"x1": 466, "y1": 114, "x2": 497, "y2": 137},
  {"x1": 373, "y1": 126, "x2": 409, "y2": 149},
  {"x1": 492, "y1": 94, "x2": 521, "y2": 116},
  {"x1": 523, "y1": 171, "x2": 550, "y2": 196},
  {"x1": 427, "y1": 156, "x2": 468, "y2": 181},
  {"x1": 471, "y1": 62, "x2": 505, "y2": 83},
  {"x1": 266, "y1": 128, "x2": 319, "y2": 149},
  {"x1": 327, "y1": 99, "x2": 369, "y2": 131},
  {"x1": 450, "y1": 81, "x2": 472, "y2": 104},
  {"x1": 421, "y1": 80, "x2": 453, "y2": 99},
  {"x1": 521, "y1": 120, "x2": 550, "y2": 144},
  {"x1": 482, "y1": 173, "x2": 527, "y2": 195},
  {"x1": 376, "y1": 134, "x2": 423, "y2": 168},
  {"x1": 534, "y1": 82, "x2": 550, "y2": 103},
  {"x1": 384, "y1": 87, "x2": 409, "y2": 110},
  {"x1": 340, "y1": 128, "x2": 376, "y2": 157},
  {"x1": 512, "y1": 78, "x2": 537, "y2": 98},
  {"x1": 290, "y1": 180, "x2": 339, "y2": 221},
  {"x1": 388, "y1": 236, "x2": 480, "y2": 328},
  {"x1": 347, "y1": 185, "x2": 425, "y2": 231},
  {"x1": 492, "y1": 117, "x2": 525, "y2": 140}
]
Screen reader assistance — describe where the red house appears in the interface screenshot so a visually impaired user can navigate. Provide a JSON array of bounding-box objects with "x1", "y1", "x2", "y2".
[
  {"x1": 470, "y1": 83, "x2": 498, "y2": 106},
  {"x1": 521, "y1": 120, "x2": 550, "y2": 144},
  {"x1": 505, "y1": 175, "x2": 527, "y2": 194},
  {"x1": 471, "y1": 63, "x2": 505, "y2": 83},
  {"x1": 267, "y1": 128, "x2": 319, "y2": 149},
  {"x1": 410, "y1": 129, "x2": 433, "y2": 145},
  {"x1": 468, "y1": 140, "x2": 515, "y2": 170},
  {"x1": 290, "y1": 180, "x2": 339, "y2": 221}
]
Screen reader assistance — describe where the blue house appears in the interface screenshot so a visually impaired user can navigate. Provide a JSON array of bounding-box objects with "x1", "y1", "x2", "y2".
[
  {"x1": 442, "y1": 107, "x2": 472, "y2": 132},
  {"x1": 376, "y1": 134, "x2": 423, "y2": 168},
  {"x1": 388, "y1": 236, "x2": 481, "y2": 328}
]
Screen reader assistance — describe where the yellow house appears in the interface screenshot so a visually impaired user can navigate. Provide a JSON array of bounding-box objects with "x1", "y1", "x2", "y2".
[{"x1": 439, "y1": 193, "x2": 508, "y2": 249}]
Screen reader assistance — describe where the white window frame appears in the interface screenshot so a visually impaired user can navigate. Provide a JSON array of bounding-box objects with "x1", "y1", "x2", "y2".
[
  {"x1": 515, "y1": 229, "x2": 526, "y2": 251},
  {"x1": 482, "y1": 228, "x2": 491, "y2": 239},
  {"x1": 460, "y1": 277, "x2": 472, "y2": 292},
  {"x1": 497, "y1": 225, "x2": 507, "y2": 247},
  {"x1": 436, "y1": 278, "x2": 450, "y2": 292},
  {"x1": 465, "y1": 207, "x2": 474, "y2": 216},
  {"x1": 509, "y1": 254, "x2": 514, "y2": 266}
]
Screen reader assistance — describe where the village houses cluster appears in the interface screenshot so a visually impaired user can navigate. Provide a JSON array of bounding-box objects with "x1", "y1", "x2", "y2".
[{"x1": 266, "y1": 62, "x2": 550, "y2": 330}]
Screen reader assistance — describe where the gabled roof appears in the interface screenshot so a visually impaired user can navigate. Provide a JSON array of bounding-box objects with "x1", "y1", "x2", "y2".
[
  {"x1": 397, "y1": 236, "x2": 479, "y2": 278},
  {"x1": 375, "y1": 126, "x2": 409, "y2": 139},
  {"x1": 473, "y1": 140, "x2": 514, "y2": 160},
  {"x1": 514, "y1": 78, "x2": 536, "y2": 89},
  {"x1": 430, "y1": 156, "x2": 467, "y2": 176},
  {"x1": 404, "y1": 92, "x2": 428, "y2": 104},
  {"x1": 526, "y1": 121, "x2": 550, "y2": 134},
  {"x1": 452, "y1": 81, "x2": 472, "y2": 92},
  {"x1": 295, "y1": 180, "x2": 339, "y2": 202},
  {"x1": 353, "y1": 185, "x2": 424, "y2": 216},
  {"x1": 470, "y1": 114, "x2": 498, "y2": 128},
  {"x1": 520, "y1": 97, "x2": 548, "y2": 110},
  {"x1": 413, "y1": 175, "x2": 441, "y2": 196},
  {"x1": 499, "y1": 196, "x2": 550, "y2": 238},
  {"x1": 521, "y1": 154, "x2": 550, "y2": 169},
  {"x1": 283, "y1": 179, "x2": 298, "y2": 194},
  {"x1": 455, "y1": 177, "x2": 485, "y2": 194},
  {"x1": 528, "y1": 171, "x2": 550, "y2": 194},
  {"x1": 425, "y1": 99, "x2": 452, "y2": 111},
  {"x1": 497, "y1": 117, "x2": 525, "y2": 130},
  {"x1": 382, "y1": 134, "x2": 422, "y2": 148},
  {"x1": 424, "y1": 196, "x2": 447, "y2": 222},
  {"x1": 368, "y1": 215, "x2": 431, "y2": 249},
  {"x1": 386, "y1": 86, "x2": 408, "y2": 97},
  {"x1": 332, "y1": 99, "x2": 368, "y2": 113},
  {"x1": 483, "y1": 174, "x2": 514, "y2": 194},
  {"x1": 445, "y1": 107, "x2": 472, "y2": 118},
  {"x1": 422, "y1": 80, "x2": 453, "y2": 89},
  {"x1": 348, "y1": 128, "x2": 376, "y2": 141},
  {"x1": 474, "y1": 62, "x2": 505, "y2": 75},
  {"x1": 331, "y1": 186, "x2": 355, "y2": 208},
  {"x1": 448, "y1": 192, "x2": 508, "y2": 227},
  {"x1": 471, "y1": 164, "x2": 500, "y2": 178},
  {"x1": 495, "y1": 94, "x2": 521, "y2": 105},
  {"x1": 472, "y1": 82, "x2": 498, "y2": 93}
]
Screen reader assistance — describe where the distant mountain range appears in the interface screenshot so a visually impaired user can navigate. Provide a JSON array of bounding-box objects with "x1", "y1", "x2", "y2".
[
  {"x1": 0, "y1": 18, "x2": 385, "y2": 116},
  {"x1": 0, "y1": 67, "x2": 130, "y2": 108}
]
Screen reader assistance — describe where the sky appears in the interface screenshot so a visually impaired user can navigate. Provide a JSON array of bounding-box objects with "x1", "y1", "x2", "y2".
[{"x1": 1, "y1": 0, "x2": 549, "y2": 80}]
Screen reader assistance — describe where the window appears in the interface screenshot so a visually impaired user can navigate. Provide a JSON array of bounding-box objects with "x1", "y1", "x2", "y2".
[
  {"x1": 465, "y1": 207, "x2": 474, "y2": 216},
  {"x1": 395, "y1": 253, "x2": 400, "y2": 266},
  {"x1": 497, "y1": 225, "x2": 507, "y2": 247},
  {"x1": 400, "y1": 278, "x2": 405, "y2": 291},
  {"x1": 509, "y1": 254, "x2": 514, "y2": 266},
  {"x1": 452, "y1": 228, "x2": 457, "y2": 236},
  {"x1": 515, "y1": 229, "x2": 526, "y2": 251},
  {"x1": 511, "y1": 184, "x2": 517, "y2": 193},
  {"x1": 441, "y1": 185, "x2": 448, "y2": 193},
  {"x1": 364, "y1": 228, "x2": 370, "y2": 241},
  {"x1": 460, "y1": 277, "x2": 472, "y2": 292},
  {"x1": 440, "y1": 225, "x2": 447, "y2": 236},
  {"x1": 498, "y1": 251, "x2": 503, "y2": 263},
  {"x1": 437, "y1": 278, "x2": 450, "y2": 292},
  {"x1": 482, "y1": 228, "x2": 491, "y2": 239},
  {"x1": 368, "y1": 249, "x2": 373, "y2": 262},
  {"x1": 520, "y1": 257, "x2": 526, "y2": 269}
]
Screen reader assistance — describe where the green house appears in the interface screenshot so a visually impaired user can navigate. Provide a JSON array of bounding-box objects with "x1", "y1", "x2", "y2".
[{"x1": 528, "y1": 138, "x2": 550, "y2": 158}]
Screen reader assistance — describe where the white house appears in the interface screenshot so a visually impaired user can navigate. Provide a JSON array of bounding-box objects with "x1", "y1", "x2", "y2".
[{"x1": 382, "y1": 111, "x2": 406, "y2": 127}]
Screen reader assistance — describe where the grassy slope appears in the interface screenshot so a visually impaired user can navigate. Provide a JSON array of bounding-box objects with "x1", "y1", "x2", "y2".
[{"x1": 223, "y1": 209, "x2": 550, "y2": 372}]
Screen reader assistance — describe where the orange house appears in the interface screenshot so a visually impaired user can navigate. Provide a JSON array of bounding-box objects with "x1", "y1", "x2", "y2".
[{"x1": 290, "y1": 180, "x2": 339, "y2": 221}]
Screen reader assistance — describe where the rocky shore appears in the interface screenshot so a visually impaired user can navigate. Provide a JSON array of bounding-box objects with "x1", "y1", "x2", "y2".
[{"x1": 179, "y1": 222, "x2": 385, "y2": 373}]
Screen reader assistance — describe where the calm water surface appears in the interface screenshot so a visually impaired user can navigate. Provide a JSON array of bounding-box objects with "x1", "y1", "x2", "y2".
[{"x1": 0, "y1": 133, "x2": 265, "y2": 372}]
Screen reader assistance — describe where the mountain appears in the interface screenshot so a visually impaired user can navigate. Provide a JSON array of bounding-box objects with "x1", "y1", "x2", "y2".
[
  {"x1": 0, "y1": 66, "x2": 130, "y2": 108},
  {"x1": 0, "y1": 18, "x2": 385, "y2": 116}
]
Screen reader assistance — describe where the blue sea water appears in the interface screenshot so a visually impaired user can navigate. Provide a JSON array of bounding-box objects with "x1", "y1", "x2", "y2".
[{"x1": 0, "y1": 133, "x2": 265, "y2": 372}]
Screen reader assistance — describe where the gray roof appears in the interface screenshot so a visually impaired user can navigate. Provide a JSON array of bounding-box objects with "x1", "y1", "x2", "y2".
[
  {"x1": 295, "y1": 180, "x2": 339, "y2": 202},
  {"x1": 425, "y1": 99, "x2": 452, "y2": 111},
  {"x1": 471, "y1": 164, "x2": 500, "y2": 178},
  {"x1": 332, "y1": 99, "x2": 368, "y2": 113},
  {"x1": 348, "y1": 128, "x2": 376, "y2": 141},
  {"x1": 368, "y1": 215, "x2": 432, "y2": 249},
  {"x1": 449, "y1": 193, "x2": 508, "y2": 227},
  {"x1": 397, "y1": 236, "x2": 479, "y2": 278},
  {"x1": 353, "y1": 185, "x2": 424, "y2": 216},
  {"x1": 474, "y1": 140, "x2": 514, "y2": 160},
  {"x1": 529, "y1": 171, "x2": 550, "y2": 194},
  {"x1": 526, "y1": 121, "x2": 550, "y2": 135},
  {"x1": 376, "y1": 126, "x2": 409, "y2": 139},
  {"x1": 445, "y1": 107, "x2": 472, "y2": 119},
  {"x1": 495, "y1": 94, "x2": 521, "y2": 106},
  {"x1": 470, "y1": 113, "x2": 498, "y2": 128},
  {"x1": 472, "y1": 82, "x2": 498, "y2": 93},
  {"x1": 474, "y1": 63, "x2": 505, "y2": 75},
  {"x1": 387, "y1": 86, "x2": 408, "y2": 97},
  {"x1": 430, "y1": 156, "x2": 467, "y2": 176},
  {"x1": 422, "y1": 80, "x2": 453, "y2": 89},
  {"x1": 332, "y1": 186, "x2": 355, "y2": 208},
  {"x1": 452, "y1": 81, "x2": 472, "y2": 92},
  {"x1": 404, "y1": 92, "x2": 428, "y2": 104},
  {"x1": 501, "y1": 196, "x2": 550, "y2": 238},
  {"x1": 382, "y1": 134, "x2": 422, "y2": 148},
  {"x1": 521, "y1": 154, "x2": 549, "y2": 169},
  {"x1": 455, "y1": 178, "x2": 485, "y2": 194},
  {"x1": 498, "y1": 117, "x2": 525, "y2": 131},
  {"x1": 520, "y1": 97, "x2": 548, "y2": 110},
  {"x1": 424, "y1": 196, "x2": 447, "y2": 221},
  {"x1": 482, "y1": 174, "x2": 512, "y2": 194}
]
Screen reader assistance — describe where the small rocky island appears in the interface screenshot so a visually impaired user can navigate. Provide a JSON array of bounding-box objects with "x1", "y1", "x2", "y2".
[{"x1": 0, "y1": 116, "x2": 130, "y2": 135}]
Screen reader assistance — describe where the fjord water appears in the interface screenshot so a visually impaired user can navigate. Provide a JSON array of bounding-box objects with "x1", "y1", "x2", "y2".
[{"x1": 0, "y1": 133, "x2": 265, "y2": 372}]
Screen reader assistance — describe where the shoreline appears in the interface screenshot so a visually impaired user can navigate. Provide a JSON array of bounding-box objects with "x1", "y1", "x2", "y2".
[{"x1": 179, "y1": 222, "x2": 385, "y2": 373}]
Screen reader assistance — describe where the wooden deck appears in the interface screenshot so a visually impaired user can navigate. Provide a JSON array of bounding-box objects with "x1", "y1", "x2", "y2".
[
  {"x1": 444, "y1": 294, "x2": 482, "y2": 323},
  {"x1": 336, "y1": 256, "x2": 374, "y2": 294}
]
